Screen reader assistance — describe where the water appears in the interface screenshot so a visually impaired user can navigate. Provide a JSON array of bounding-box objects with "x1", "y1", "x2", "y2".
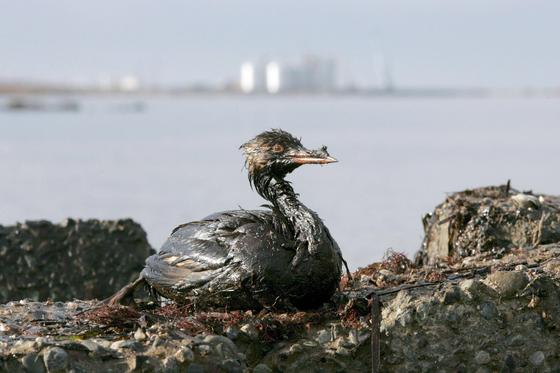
[{"x1": 1, "y1": 95, "x2": 559, "y2": 269}]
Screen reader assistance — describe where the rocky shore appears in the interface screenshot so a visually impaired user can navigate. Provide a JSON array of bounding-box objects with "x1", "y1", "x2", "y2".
[
  {"x1": 1, "y1": 185, "x2": 560, "y2": 372},
  {"x1": 0, "y1": 219, "x2": 153, "y2": 303}
]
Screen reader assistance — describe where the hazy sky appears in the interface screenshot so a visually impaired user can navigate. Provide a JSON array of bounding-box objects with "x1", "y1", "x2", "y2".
[{"x1": 1, "y1": 0, "x2": 559, "y2": 87}]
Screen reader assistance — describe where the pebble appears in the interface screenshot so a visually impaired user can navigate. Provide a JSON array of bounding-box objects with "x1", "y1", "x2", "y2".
[
  {"x1": 175, "y1": 346, "x2": 195, "y2": 363},
  {"x1": 484, "y1": 271, "x2": 529, "y2": 298},
  {"x1": 187, "y1": 363, "x2": 205, "y2": 373},
  {"x1": 302, "y1": 340, "x2": 318, "y2": 348},
  {"x1": 134, "y1": 328, "x2": 147, "y2": 341},
  {"x1": 110, "y1": 339, "x2": 142, "y2": 351},
  {"x1": 315, "y1": 329, "x2": 331, "y2": 344},
  {"x1": 239, "y1": 323, "x2": 258, "y2": 339},
  {"x1": 336, "y1": 346, "x2": 352, "y2": 356},
  {"x1": 507, "y1": 334, "x2": 524, "y2": 347},
  {"x1": 10, "y1": 340, "x2": 36, "y2": 354},
  {"x1": 543, "y1": 259, "x2": 560, "y2": 276},
  {"x1": 203, "y1": 335, "x2": 237, "y2": 352},
  {"x1": 225, "y1": 326, "x2": 239, "y2": 340},
  {"x1": 529, "y1": 351, "x2": 545, "y2": 366},
  {"x1": 289, "y1": 343, "x2": 303, "y2": 354},
  {"x1": 21, "y1": 352, "x2": 46, "y2": 373},
  {"x1": 459, "y1": 279, "x2": 490, "y2": 300},
  {"x1": 439, "y1": 285, "x2": 462, "y2": 304},
  {"x1": 348, "y1": 329, "x2": 359, "y2": 346},
  {"x1": 253, "y1": 363, "x2": 272, "y2": 373},
  {"x1": 152, "y1": 336, "x2": 165, "y2": 348},
  {"x1": 475, "y1": 350, "x2": 491, "y2": 365},
  {"x1": 479, "y1": 302, "x2": 498, "y2": 320},
  {"x1": 197, "y1": 344, "x2": 211, "y2": 355},
  {"x1": 0, "y1": 322, "x2": 10, "y2": 333},
  {"x1": 42, "y1": 347, "x2": 69, "y2": 372},
  {"x1": 162, "y1": 356, "x2": 180, "y2": 373},
  {"x1": 221, "y1": 358, "x2": 242, "y2": 373}
]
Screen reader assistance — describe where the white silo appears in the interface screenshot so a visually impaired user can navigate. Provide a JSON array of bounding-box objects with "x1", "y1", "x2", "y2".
[
  {"x1": 240, "y1": 62, "x2": 255, "y2": 93},
  {"x1": 266, "y1": 62, "x2": 281, "y2": 94}
]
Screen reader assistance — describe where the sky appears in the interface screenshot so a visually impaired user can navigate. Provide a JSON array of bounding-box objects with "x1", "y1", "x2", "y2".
[{"x1": 1, "y1": 0, "x2": 559, "y2": 88}]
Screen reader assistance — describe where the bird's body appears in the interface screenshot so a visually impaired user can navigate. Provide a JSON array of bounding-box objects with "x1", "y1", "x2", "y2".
[{"x1": 107, "y1": 129, "x2": 345, "y2": 310}]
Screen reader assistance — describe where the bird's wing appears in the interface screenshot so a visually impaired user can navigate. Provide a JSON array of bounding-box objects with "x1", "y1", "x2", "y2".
[{"x1": 141, "y1": 210, "x2": 284, "y2": 292}]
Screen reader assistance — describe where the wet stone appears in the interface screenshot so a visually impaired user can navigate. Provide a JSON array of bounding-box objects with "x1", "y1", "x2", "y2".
[
  {"x1": 529, "y1": 351, "x2": 545, "y2": 366},
  {"x1": 134, "y1": 328, "x2": 147, "y2": 341},
  {"x1": 239, "y1": 323, "x2": 258, "y2": 339},
  {"x1": 42, "y1": 347, "x2": 69, "y2": 372},
  {"x1": 197, "y1": 344, "x2": 211, "y2": 355},
  {"x1": 479, "y1": 302, "x2": 498, "y2": 320},
  {"x1": 253, "y1": 364, "x2": 272, "y2": 373},
  {"x1": 221, "y1": 358, "x2": 242, "y2": 373},
  {"x1": 162, "y1": 356, "x2": 180, "y2": 373},
  {"x1": 475, "y1": 350, "x2": 491, "y2": 365},
  {"x1": 21, "y1": 352, "x2": 46, "y2": 373},
  {"x1": 0, "y1": 219, "x2": 151, "y2": 303},
  {"x1": 224, "y1": 326, "x2": 239, "y2": 340},
  {"x1": 110, "y1": 339, "x2": 142, "y2": 351},
  {"x1": 439, "y1": 285, "x2": 462, "y2": 304},
  {"x1": 316, "y1": 329, "x2": 332, "y2": 344},
  {"x1": 174, "y1": 346, "x2": 194, "y2": 363},
  {"x1": 484, "y1": 271, "x2": 529, "y2": 298},
  {"x1": 460, "y1": 279, "x2": 492, "y2": 300},
  {"x1": 187, "y1": 363, "x2": 205, "y2": 373},
  {"x1": 80, "y1": 339, "x2": 114, "y2": 358}
]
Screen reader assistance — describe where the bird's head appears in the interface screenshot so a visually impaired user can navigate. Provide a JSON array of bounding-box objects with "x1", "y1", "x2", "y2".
[{"x1": 240, "y1": 129, "x2": 337, "y2": 181}]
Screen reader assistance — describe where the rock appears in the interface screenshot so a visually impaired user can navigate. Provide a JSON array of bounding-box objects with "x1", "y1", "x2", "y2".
[
  {"x1": 11, "y1": 340, "x2": 36, "y2": 355},
  {"x1": 174, "y1": 346, "x2": 194, "y2": 363},
  {"x1": 336, "y1": 345, "x2": 352, "y2": 356},
  {"x1": 501, "y1": 354, "x2": 516, "y2": 372},
  {"x1": 479, "y1": 302, "x2": 498, "y2": 320},
  {"x1": 438, "y1": 284, "x2": 462, "y2": 304},
  {"x1": 511, "y1": 193, "x2": 540, "y2": 209},
  {"x1": 79, "y1": 339, "x2": 114, "y2": 357},
  {"x1": 21, "y1": 352, "x2": 46, "y2": 373},
  {"x1": 315, "y1": 329, "x2": 332, "y2": 344},
  {"x1": 0, "y1": 219, "x2": 152, "y2": 303},
  {"x1": 221, "y1": 358, "x2": 242, "y2": 373},
  {"x1": 483, "y1": 271, "x2": 529, "y2": 298},
  {"x1": 543, "y1": 259, "x2": 560, "y2": 276},
  {"x1": 239, "y1": 323, "x2": 259, "y2": 339},
  {"x1": 460, "y1": 279, "x2": 493, "y2": 300},
  {"x1": 196, "y1": 344, "x2": 211, "y2": 355},
  {"x1": 224, "y1": 326, "x2": 239, "y2": 340},
  {"x1": 187, "y1": 363, "x2": 205, "y2": 373},
  {"x1": 152, "y1": 335, "x2": 166, "y2": 348},
  {"x1": 475, "y1": 350, "x2": 491, "y2": 365},
  {"x1": 162, "y1": 356, "x2": 180, "y2": 373},
  {"x1": 529, "y1": 351, "x2": 545, "y2": 366},
  {"x1": 134, "y1": 328, "x2": 147, "y2": 341},
  {"x1": 110, "y1": 339, "x2": 142, "y2": 351},
  {"x1": 42, "y1": 347, "x2": 68, "y2": 372},
  {"x1": 203, "y1": 334, "x2": 237, "y2": 353},
  {"x1": 252, "y1": 363, "x2": 272, "y2": 373},
  {"x1": 416, "y1": 185, "x2": 560, "y2": 265}
]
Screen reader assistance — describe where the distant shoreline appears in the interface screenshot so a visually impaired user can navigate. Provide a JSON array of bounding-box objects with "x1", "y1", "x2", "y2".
[{"x1": 1, "y1": 83, "x2": 559, "y2": 99}]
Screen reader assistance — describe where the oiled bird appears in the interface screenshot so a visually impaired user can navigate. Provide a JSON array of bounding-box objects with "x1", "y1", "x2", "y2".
[{"x1": 108, "y1": 129, "x2": 347, "y2": 310}]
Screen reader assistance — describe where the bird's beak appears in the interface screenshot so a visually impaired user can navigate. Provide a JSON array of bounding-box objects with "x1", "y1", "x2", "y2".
[{"x1": 290, "y1": 149, "x2": 338, "y2": 165}]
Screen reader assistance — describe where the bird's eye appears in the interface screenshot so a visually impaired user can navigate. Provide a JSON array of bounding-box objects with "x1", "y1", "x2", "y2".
[{"x1": 272, "y1": 144, "x2": 284, "y2": 153}]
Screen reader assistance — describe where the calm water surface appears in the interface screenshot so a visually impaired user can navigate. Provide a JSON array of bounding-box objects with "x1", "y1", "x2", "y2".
[{"x1": 1, "y1": 96, "x2": 559, "y2": 269}]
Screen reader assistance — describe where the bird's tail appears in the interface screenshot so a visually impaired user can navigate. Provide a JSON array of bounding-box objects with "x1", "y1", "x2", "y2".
[{"x1": 101, "y1": 276, "x2": 147, "y2": 306}]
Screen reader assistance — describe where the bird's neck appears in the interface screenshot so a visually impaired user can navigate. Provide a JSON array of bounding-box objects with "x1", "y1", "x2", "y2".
[{"x1": 253, "y1": 173, "x2": 323, "y2": 248}]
